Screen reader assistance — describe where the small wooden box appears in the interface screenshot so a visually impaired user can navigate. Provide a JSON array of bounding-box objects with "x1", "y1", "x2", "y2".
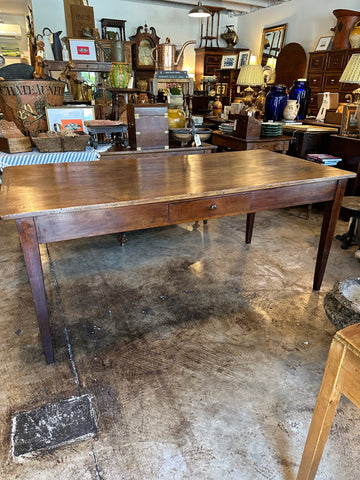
[
  {"x1": 0, "y1": 137, "x2": 32, "y2": 153},
  {"x1": 317, "y1": 92, "x2": 339, "y2": 109},
  {"x1": 233, "y1": 115, "x2": 261, "y2": 140},
  {"x1": 127, "y1": 104, "x2": 169, "y2": 151}
]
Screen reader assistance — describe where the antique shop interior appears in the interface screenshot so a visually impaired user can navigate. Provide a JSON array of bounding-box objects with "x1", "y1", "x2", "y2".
[{"x1": 2, "y1": 0, "x2": 360, "y2": 479}]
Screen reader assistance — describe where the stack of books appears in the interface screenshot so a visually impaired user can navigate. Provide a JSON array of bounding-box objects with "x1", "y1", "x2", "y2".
[
  {"x1": 305, "y1": 153, "x2": 342, "y2": 166},
  {"x1": 156, "y1": 70, "x2": 188, "y2": 79}
]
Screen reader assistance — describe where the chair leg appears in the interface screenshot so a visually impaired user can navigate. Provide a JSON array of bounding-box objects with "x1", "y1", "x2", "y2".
[{"x1": 296, "y1": 337, "x2": 346, "y2": 480}]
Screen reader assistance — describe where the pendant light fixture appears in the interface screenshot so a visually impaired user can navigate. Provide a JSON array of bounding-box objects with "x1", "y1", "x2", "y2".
[{"x1": 188, "y1": 1, "x2": 211, "y2": 18}]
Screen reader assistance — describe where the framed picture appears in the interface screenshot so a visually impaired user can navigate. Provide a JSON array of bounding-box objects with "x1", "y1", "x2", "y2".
[
  {"x1": 221, "y1": 54, "x2": 238, "y2": 69},
  {"x1": 340, "y1": 104, "x2": 359, "y2": 135},
  {"x1": 315, "y1": 36, "x2": 333, "y2": 51},
  {"x1": 259, "y1": 23, "x2": 287, "y2": 66},
  {"x1": 237, "y1": 50, "x2": 251, "y2": 68},
  {"x1": 216, "y1": 83, "x2": 227, "y2": 96},
  {"x1": 69, "y1": 39, "x2": 97, "y2": 61},
  {"x1": 46, "y1": 106, "x2": 95, "y2": 133}
]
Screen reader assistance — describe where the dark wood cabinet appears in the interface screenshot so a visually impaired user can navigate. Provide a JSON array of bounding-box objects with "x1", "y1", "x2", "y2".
[
  {"x1": 307, "y1": 48, "x2": 360, "y2": 115},
  {"x1": 127, "y1": 103, "x2": 169, "y2": 151},
  {"x1": 329, "y1": 135, "x2": 360, "y2": 196}
]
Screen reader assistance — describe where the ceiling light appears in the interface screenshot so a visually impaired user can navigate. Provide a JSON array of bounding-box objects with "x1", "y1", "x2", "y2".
[{"x1": 188, "y1": 1, "x2": 211, "y2": 18}]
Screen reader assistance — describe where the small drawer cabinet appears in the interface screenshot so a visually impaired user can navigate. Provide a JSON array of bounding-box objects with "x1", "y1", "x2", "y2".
[
  {"x1": 307, "y1": 47, "x2": 360, "y2": 115},
  {"x1": 127, "y1": 104, "x2": 169, "y2": 151}
]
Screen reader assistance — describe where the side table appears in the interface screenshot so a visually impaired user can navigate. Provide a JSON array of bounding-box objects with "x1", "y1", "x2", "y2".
[
  {"x1": 84, "y1": 120, "x2": 128, "y2": 148},
  {"x1": 282, "y1": 124, "x2": 338, "y2": 158},
  {"x1": 210, "y1": 131, "x2": 291, "y2": 154}
]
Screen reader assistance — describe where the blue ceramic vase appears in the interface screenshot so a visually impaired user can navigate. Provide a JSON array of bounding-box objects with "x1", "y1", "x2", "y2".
[
  {"x1": 264, "y1": 85, "x2": 288, "y2": 122},
  {"x1": 288, "y1": 79, "x2": 311, "y2": 120}
]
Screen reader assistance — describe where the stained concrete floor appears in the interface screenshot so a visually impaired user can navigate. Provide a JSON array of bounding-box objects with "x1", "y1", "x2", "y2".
[{"x1": 1, "y1": 205, "x2": 360, "y2": 479}]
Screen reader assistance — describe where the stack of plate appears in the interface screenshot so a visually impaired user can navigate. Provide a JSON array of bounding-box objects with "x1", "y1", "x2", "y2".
[
  {"x1": 260, "y1": 122, "x2": 283, "y2": 137},
  {"x1": 219, "y1": 123, "x2": 234, "y2": 135}
]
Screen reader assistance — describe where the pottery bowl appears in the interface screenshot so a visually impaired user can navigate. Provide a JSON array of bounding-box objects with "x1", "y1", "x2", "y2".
[{"x1": 170, "y1": 128, "x2": 212, "y2": 143}]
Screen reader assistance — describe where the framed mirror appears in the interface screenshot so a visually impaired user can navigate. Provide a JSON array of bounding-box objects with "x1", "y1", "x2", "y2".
[{"x1": 259, "y1": 24, "x2": 288, "y2": 66}]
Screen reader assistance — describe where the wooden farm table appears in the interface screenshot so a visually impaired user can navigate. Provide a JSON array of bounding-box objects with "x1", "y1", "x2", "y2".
[{"x1": 0, "y1": 150, "x2": 355, "y2": 363}]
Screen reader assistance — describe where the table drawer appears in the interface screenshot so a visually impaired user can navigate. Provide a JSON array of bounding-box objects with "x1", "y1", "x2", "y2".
[{"x1": 169, "y1": 194, "x2": 251, "y2": 223}]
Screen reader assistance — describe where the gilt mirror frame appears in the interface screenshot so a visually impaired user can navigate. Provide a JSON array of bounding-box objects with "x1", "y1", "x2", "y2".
[{"x1": 259, "y1": 23, "x2": 288, "y2": 66}]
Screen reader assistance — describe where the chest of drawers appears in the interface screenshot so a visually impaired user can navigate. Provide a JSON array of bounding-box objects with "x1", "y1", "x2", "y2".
[{"x1": 307, "y1": 48, "x2": 360, "y2": 115}]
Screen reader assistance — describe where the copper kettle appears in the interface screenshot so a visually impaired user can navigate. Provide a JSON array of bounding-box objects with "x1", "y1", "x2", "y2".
[{"x1": 151, "y1": 37, "x2": 195, "y2": 70}]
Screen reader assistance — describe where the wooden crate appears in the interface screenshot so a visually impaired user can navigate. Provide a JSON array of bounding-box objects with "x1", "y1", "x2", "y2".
[
  {"x1": 0, "y1": 137, "x2": 32, "y2": 153},
  {"x1": 233, "y1": 115, "x2": 261, "y2": 140},
  {"x1": 32, "y1": 133, "x2": 90, "y2": 152},
  {"x1": 127, "y1": 104, "x2": 169, "y2": 151}
]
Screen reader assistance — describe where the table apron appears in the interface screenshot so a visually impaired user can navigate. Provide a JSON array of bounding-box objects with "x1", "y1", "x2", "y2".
[{"x1": 34, "y1": 181, "x2": 338, "y2": 244}]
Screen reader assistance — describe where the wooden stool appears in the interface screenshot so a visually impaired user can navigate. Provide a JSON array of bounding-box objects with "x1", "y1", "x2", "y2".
[
  {"x1": 297, "y1": 322, "x2": 360, "y2": 479},
  {"x1": 335, "y1": 196, "x2": 360, "y2": 249}
]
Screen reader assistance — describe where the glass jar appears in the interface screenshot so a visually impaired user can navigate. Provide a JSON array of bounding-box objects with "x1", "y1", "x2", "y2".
[
  {"x1": 288, "y1": 79, "x2": 311, "y2": 120},
  {"x1": 264, "y1": 85, "x2": 288, "y2": 122}
]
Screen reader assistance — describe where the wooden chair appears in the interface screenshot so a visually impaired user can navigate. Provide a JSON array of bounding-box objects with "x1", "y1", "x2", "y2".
[{"x1": 297, "y1": 322, "x2": 360, "y2": 479}]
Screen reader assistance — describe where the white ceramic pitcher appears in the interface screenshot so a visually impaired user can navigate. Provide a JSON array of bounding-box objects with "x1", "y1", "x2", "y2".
[{"x1": 283, "y1": 99, "x2": 300, "y2": 121}]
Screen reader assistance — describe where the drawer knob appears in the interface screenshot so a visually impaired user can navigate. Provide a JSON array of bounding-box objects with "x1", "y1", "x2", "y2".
[{"x1": 210, "y1": 204, "x2": 217, "y2": 210}]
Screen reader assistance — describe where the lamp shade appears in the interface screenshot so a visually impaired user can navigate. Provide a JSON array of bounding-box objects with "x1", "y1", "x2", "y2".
[
  {"x1": 339, "y1": 53, "x2": 360, "y2": 83},
  {"x1": 236, "y1": 65, "x2": 264, "y2": 86},
  {"x1": 188, "y1": 1, "x2": 211, "y2": 17}
]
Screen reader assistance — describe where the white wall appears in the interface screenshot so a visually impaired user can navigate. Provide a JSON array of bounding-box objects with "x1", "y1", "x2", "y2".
[
  {"x1": 31, "y1": 0, "x2": 360, "y2": 73},
  {"x1": 236, "y1": 0, "x2": 360, "y2": 61},
  {"x1": 31, "y1": 0, "x2": 252, "y2": 73},
  {"x1": 31, "y1": 0, "x2": 224, "y2": 73}
]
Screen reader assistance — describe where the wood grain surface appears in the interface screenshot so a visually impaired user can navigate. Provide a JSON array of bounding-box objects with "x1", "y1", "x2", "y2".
[{"x1": 0, "y1": 150, "x2": 355, "y2": 220}]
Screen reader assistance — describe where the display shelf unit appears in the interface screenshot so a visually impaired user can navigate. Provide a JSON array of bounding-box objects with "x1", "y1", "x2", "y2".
[
  {"x1": 195, "y1": 47, "x2": 243, "y2": 89},
  {"x1": 45, "y1": 60, "x2": 112, "y2": 74}
]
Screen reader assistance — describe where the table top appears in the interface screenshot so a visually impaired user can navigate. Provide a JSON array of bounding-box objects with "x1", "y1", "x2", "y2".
[
  {"x1": 0, "y1": 150, "x2": 355, "y2": 220},
  {"x1": 282, "y1": 124, "x2": 339, "y2": 133},
  {"x1": 212, "y1": 132, "x2": 291, "y2": 143}
]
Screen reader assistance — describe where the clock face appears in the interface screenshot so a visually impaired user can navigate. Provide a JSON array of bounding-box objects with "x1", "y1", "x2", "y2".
[{"x1": 138, "y1": 39, "x2": 154, "y2": 66}]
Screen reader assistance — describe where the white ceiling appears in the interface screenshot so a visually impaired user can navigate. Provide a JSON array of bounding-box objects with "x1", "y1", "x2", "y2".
[
  {"x1": 0, "y1": 0, "x2": 291, "y2": 18},
  {"x1": 152, "y1": 0, "x2": 291, "y2": 15}
]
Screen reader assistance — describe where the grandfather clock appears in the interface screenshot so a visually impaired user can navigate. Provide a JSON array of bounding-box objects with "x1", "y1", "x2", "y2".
[{"x1": 130, "y1": 24, "x2": 160, "y2": 86}]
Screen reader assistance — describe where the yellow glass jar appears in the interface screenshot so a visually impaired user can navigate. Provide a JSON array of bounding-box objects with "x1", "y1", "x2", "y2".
[{"x1": 168, "y1": 107, "x2": 186, "y2": 129}]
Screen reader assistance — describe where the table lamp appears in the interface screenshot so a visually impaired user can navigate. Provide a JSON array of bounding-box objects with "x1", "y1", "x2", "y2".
[
  {"x1": 236, "y1": 65, "x2": 264, "y2": 106},
  {"x1": 339, "y1": 53, "x2": 360, "y2": 132}
]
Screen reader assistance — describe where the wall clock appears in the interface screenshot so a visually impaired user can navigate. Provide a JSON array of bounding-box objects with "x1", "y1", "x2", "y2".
[{"x1": 130, "y1": 24, "x2": 160, "y2": 70}]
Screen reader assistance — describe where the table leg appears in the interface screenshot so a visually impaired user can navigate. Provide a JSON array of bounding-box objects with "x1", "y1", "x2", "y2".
[
  {"x1": 112, "y1": 92, "x2": 120, "y2": 121},
  {"x1": 313, "y1": 179, "x2": 347, "y2": 291},
  {"x1": 16, "y1": 218, "x2": 54, "y2": 364},
  {"x1": 246, "y1": 212, "x2": 255, "y2": 244}
]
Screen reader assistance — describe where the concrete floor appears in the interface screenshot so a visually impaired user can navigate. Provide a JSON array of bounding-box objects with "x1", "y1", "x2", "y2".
[{"x1": 1, "y1": 205, "x2": 360, "y2": 479}]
